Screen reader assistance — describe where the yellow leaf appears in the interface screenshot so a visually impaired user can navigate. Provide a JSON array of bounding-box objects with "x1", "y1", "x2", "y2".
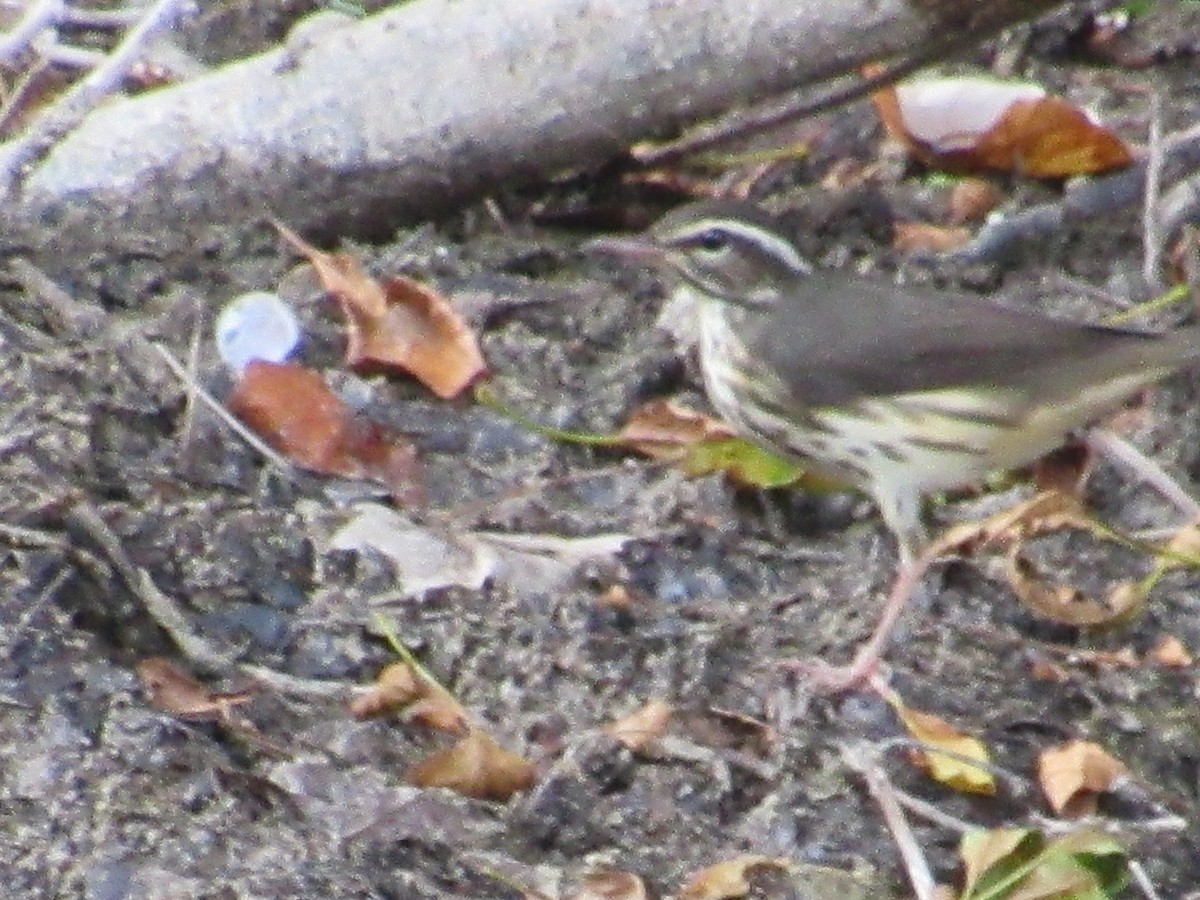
[
  {"x1": 887, "y1": 693, "x2": 995, "y2": 795},
  {"x1": 677, "y1": 856, "x2": 790, "y2": 900}
]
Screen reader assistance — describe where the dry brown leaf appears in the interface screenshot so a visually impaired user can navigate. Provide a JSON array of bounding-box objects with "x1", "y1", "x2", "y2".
[
  {"x1": 228, "y1": 360, "x2": 422, "y2": 503},
  {"x1": 869, "y1": 74, "x2": 1132, "y2": 177},
  {"x1": 675, "y1": 707, "x2": 776, "y2": 758},
  {"x1": 892, "y1": 221, "x2": 971, "y2": 253},
  {"x1": 677, "y1": 856, "x2": 790, "y2": 900},
  {"x1": 616, "y1": 399, "x2": 736, "y2": 461},
  {"x1": 568, "y1": 869, "x2": 648, "y2": 900},
  {"x1": 407, "y1": 729, "x2": 536, "y2": 801},
  {"x1": 137, "y1": 657, "x2": 253, "y2": 722},
  {"x1": 928, "y1": 490, "x2": 1086, "y2": 558},
  {"x1": 1028, "y1": 654, "x2": 1071, "y2": 683},
  {"x1": 887, "y1": 692, "x2": 995, "y2": 795},
  {"x1": 1038, "y1": 740, "x2": 1128, "y2": 816},
  {"x1": 1148, "y1": 634, "x2": 1193, "y2": 668},
  {"x1": 1067, "y1": 646, "x2": 1140, "y2": 669},
  {"x1": 350, "y1": 660, "x2": 422, "y2": 719},
  {"x1": 616, "y1": 399, "x2": 806, "y2": 488},
  {"x1": 605, "y1": 699, "x2": 672, "y2": 752},
  {"x1": 928, "y1": 490, "x2": 1145, "y2": 629},
  {"x1": 1005, "y1": 546, "x2": 1144, "y2": 627},
  {"x1": 277, "y1": 224, "x2": 485, "y2": 399},
  {"x1": 596, "y1": 584, "x2": 635, "y2": 611},
  {"x1": 947, "y1": 177, "x2": 1002, "y2": 224},
  {"x1": 350, "y1": 661, "x2": 468, "y2": 732},
  {"x1": 1030, "y1": 442, "x2": 1092, "y2": 496},
  {"x1": 969, "y1": 94, "x2": 1133, "y2": 177}
]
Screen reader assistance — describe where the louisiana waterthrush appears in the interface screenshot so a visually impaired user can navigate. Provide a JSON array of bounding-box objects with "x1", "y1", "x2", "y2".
[{"x1": 589, "y1": 200, "x2": 1200, "y2": 688}]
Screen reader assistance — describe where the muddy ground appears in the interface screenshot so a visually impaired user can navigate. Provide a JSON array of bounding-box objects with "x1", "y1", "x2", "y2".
[{"x1": 2, "y1": 2, "x2": 1200, "y2": 898}]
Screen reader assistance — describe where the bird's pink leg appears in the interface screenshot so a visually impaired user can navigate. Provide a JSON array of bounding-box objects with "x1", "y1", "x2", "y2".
[{"x1": 788, "y1": 545, "x2": 936, "y2": 692}]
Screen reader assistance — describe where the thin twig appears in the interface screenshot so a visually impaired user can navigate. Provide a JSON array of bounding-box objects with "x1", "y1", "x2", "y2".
[
  {"x1": 59, "y1": 6, "x2": 144, "y2": 29},
  {"x1": 240, "y1": 664, "x2": 352, "y2": 700},
  {"x1": 1127, "y1": 860, "x2": 1163, "y2": 900},
  {"x1": 880, "y1": 733, "x2": 1031, "y2": 794},
  {"x1": 632, "y1": 51, "x2": 938, "y2": 168},
  {"x1": 65, "y1": 499, "x2": 237, "y2": 673},
  {"x1": 152, "y1": 343, "x2": 296, "y2": 476},
  {"x1": 890, "y1": 786, "x2": 982, "y2": 834},
  {"x1": 177, "y1": 308, "x2": 204, "y2": 450},
  {"x1": 0, "y1": 57, "x2": 53, "y2": 137},
  {"x1": 38, "y1": 43, "x2": 108, "y2": 70},
  {"x1": 0, "y1": 0, "x2": 184, "y2": 194},
  {"x1": 1031, "y1": 811, "x2": 1188, "y2": 836},
  {"x1": 0, "y1": 521, "x2": 71, "y2": 551},
  {"x1": 1086, "y1": 428, "x2": 1200, "y2": 521},
  {"x1": 1142, "y1": 91, "x2": 1164, "y2": 288},
  {"x1": 0, "y1": 0, "x2": 62, "y2": 65},
  {"x1": 842, "y1": 741, "x2": 936, "y2": 900},
  {"x1": 7, "y1": 259, "x2": 170, "y2": 388}
]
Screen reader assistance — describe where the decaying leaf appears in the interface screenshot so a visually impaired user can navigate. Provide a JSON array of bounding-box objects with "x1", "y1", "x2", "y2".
[
  {"x1": 1148, "y1": 634, "x2": 1193, "y2": 667},
  {"x1": 870, "y1": 72, "x2": 1132, "y2": 177},
  {"x1": 605, "y1": 699, "x2": 672, "y2": 753},
  {"x1": 616, "y1": 400, "x2": 805, "y2": 488},
  {"x1": 1029, "y1": 442, "x2": 1092, "y2": 496},
  {"x1": 672, "y1": 707, "x2": 776, "y2": 758},
  {"x1": 929, "y1": 490, "x2": 1086, "y2": 557},
  {"x1": 567, "y1": 869, "x2": 648, "y2": 900},
  {"x1": 892, "y1": 221, "x2": 971, "y2": 253},
  {"x1": 616, "y1": 399, "x2": 736, "y2": 460},
  {"x1": 947, "y1": 177, "x2": 1003, "y2": 224},
  {"x1": 1066, "y1": 646, "x2": 1140, "y2": 669},
  {"x1": 927, "y1": 489, "x2": 1157, "y2": 628},
  {"x1": 228, "y1": 360, "x2": 422, "y2": 503},
  {"x1": 349, "y1": 661, "x2": 468, "y2": 732},
  {"x1": 679, "y1": 437, "x2": 813, "y2": 488},
  {"x1": 677, "y1": 856, "x2": 791, "y2": 900},
  {"x1": 137, "y1": 657, "x2": 254, "y2": 722},
  {"x1": 1038, "y1": 740, "x2": 1129, "y2": 816},
  {"x1": 957, "y1": 827, "x2": 1128, "y2": 899},
  {"x1": 277, "y1": 223, "x2": 486, "y2": 399},
  {"x1": 407, "y1": 729, "x2": 537, "y2": 801},
  {"x1": 330, "y1": 503, "x2": 632, "y2": 601},
  {"x1": 1004, "y1": 545, "x2": 1146, "y2": 627},
  {"x1": 958, "y1": 828, "x2": 1034, "y2": 896},
  {"x1": 886, "y1": 691, "x2": 995, "y2": 795}
]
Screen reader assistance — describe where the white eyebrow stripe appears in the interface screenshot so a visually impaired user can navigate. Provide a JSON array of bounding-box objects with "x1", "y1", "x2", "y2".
[{"x1": 671, "y1": 218, "x2": 813, "y2": 273}]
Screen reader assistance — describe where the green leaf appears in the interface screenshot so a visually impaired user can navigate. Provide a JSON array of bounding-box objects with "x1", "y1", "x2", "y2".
[
  {"x1": 958, "y1": 828, "x2": 1128, "y2": 900},
  {"x1": 679, "y1": 437, "x2": 804, "y2": 488}
]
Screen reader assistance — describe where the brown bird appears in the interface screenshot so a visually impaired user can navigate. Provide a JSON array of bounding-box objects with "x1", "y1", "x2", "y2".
[{"x1": 589, "y1": 200, "x2": 1200, "y2": 689}]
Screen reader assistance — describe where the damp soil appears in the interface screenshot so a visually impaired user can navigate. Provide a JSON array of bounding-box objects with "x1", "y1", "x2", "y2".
[{"x1": 2, "y1": 4, "x2": 1200, "y2": 898}]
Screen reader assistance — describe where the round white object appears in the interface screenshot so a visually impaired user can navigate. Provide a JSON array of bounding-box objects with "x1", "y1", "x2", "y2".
[{"x1": 214, "y1": 291, "x2": 301, "y2": 374}]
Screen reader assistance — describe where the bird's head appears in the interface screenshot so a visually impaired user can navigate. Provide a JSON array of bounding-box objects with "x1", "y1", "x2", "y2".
[{"x1": 587, "y1": 200, "x2": 812, "y2": 309}]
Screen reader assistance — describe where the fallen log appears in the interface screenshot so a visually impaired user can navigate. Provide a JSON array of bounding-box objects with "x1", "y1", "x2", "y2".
[{"x1": 0, "y1": 0, "x2": 1063, "y2": 270}]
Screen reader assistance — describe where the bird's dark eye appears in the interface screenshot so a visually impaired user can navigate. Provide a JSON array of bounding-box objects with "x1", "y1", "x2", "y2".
[{"x1": 694, "y1": 229, "x2": 728, "y2": 253}]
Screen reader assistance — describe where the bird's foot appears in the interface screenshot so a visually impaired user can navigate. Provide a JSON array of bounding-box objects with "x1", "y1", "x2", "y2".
[{"x1": 782, "y1": 647, "x2": 887, "y2": 694}]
